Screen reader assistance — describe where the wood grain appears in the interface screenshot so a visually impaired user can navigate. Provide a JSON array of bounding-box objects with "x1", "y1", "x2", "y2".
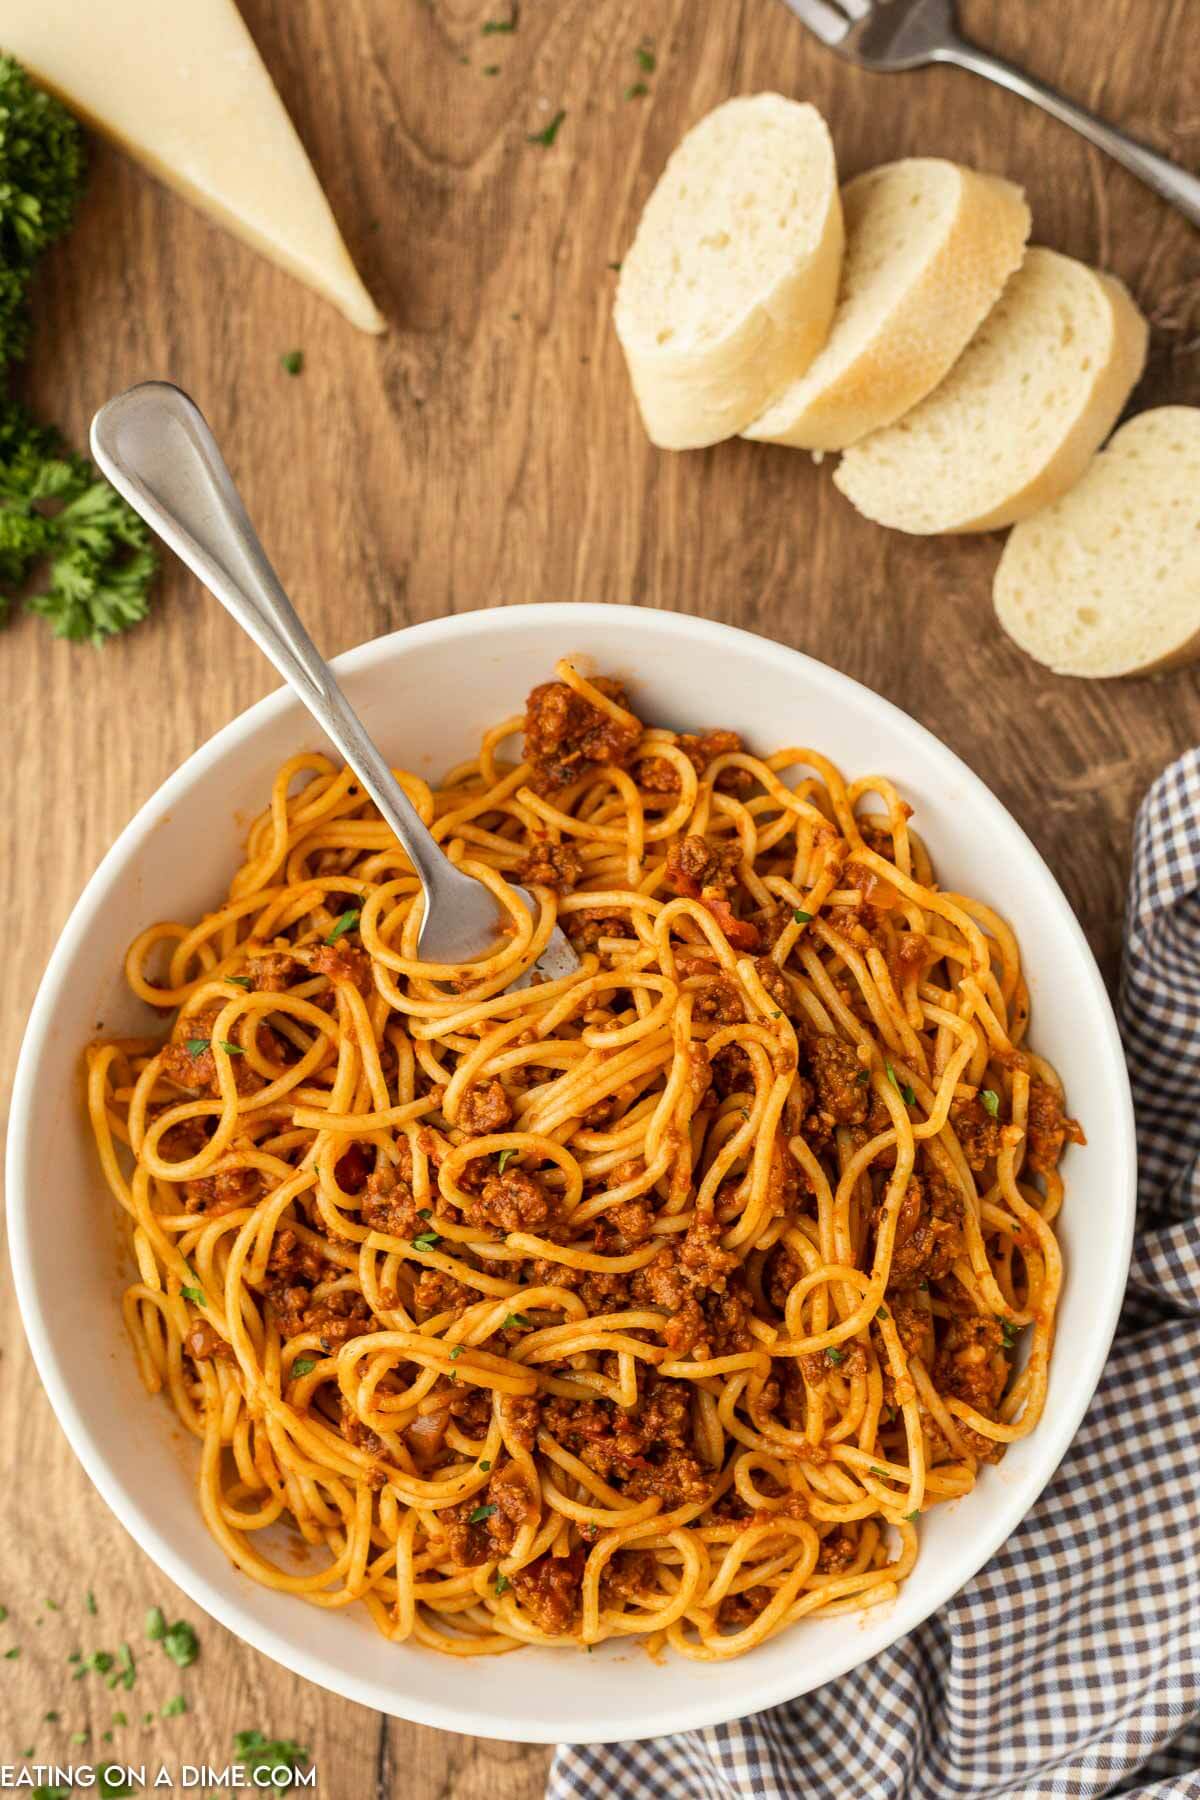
[{"x1": 2, "y1": 0, "x2": 1197, "y2": 1788}]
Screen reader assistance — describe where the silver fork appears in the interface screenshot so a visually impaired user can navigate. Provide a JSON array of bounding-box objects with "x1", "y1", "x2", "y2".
[
  {"x1": 783, "y1": 0, "x2": 1200, "y2": 231},
  {"x1": 90, "y1": 381, "x2": 580, "y2": 989}
]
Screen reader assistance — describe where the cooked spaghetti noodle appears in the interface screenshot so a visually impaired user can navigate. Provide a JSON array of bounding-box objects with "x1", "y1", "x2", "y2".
[{"x1": 87, "y1": 660, "x2": 1083, "y2": 1660}]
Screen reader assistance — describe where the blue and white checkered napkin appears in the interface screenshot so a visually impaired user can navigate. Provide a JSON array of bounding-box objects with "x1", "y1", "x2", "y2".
[{"x1": 550, "y1": 750, "x2": 1200, "y2": 1800}]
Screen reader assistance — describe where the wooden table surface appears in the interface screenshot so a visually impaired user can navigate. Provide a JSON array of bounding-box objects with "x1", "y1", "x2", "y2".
[{"x1": 2, "y1": 0, "x2": 1197, "y2": 1789}]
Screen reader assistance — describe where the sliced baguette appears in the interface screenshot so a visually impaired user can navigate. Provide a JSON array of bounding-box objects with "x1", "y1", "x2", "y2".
[
  {"x1": 832, "y1": 247, "x2": 1148, "y2": 534},
  {"x1": 744, "y1": 159, "x2": 1030, "y2": 451},
  {"x1": 994, "y1": 407, "x2": 1200, "y2": 677},
  {"x1": 613, "y1": 95, "x2": 843, "y2": 450}
]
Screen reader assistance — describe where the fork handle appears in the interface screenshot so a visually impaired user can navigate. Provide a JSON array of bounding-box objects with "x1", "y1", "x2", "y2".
[
  {"x1": 936, "y1": 38, "x2": 1200, "y2": 231},
  {"x1": 89, "y1": 381, "x2": 450, "y2": 900}
]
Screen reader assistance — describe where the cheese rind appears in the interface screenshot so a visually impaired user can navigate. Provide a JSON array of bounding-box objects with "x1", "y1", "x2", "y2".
[{"x1": 2, "y1": 0, "x2": 384, "y2": 333}]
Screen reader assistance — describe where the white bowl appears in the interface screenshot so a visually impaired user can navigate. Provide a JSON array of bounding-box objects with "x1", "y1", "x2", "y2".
[{"x1": 8, "y1": 604, "x2": 1135, "y2": 1744}]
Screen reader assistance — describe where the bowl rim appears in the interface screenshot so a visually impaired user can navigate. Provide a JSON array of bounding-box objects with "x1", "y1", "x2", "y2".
[{"x1": 7, "y1": 603, "x2": 1137, "y2": 1743}]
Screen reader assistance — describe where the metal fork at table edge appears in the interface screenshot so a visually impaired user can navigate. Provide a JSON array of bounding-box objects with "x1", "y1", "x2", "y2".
[{"x1": 89, "y1": 381, "x2": 580, "y2": 989}]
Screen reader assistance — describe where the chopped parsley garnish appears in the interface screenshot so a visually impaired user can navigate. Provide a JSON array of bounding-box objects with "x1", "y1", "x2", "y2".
[
  {"x1": 467, "y1": 1503, "x2": 498, "y2": 1524},
  {"x1": 45, "y1": 1598, "x2": 60, "y2": 1610},
  {"x1": 505, "y1": 1312, "x2": 532, "y2": 1329},
  {"x1": 161, "y1": 1695, "x2": 187, "y2": 1718},
  {"x1": 0, "y1": 1605, "x2": 6, "y2": 1623},
  {"x1": 184, "y1": 1038, "x2": 209, "y2": 1058},
  {"x1": 876, "y1": 1307, "x2": 888, "y2": 1320},
  {"x1": 855, "y1": 1069, "x2": 869, "y2": 1085},
  {"x1": 180, "y1": 1285, "x2": 205, "y2": 1305},
  {"x1": 112, "y1": 1710, "x2": 127, "y2": 1726},
  {"x1": 886, "y1": 1062, "x2": 916, "y2": 1106},
  {"x1": 110, "y1": 1642, "x2": 136, "y2": 1691},
  {"x1": 449, "y1": 1345, "x2": 463, "y2": 1360},
  {"x1": 494, "y1": 1572, "x2": 510, "y2": 1594},
  {"x1": 478, "y1": 1459, "x2": 492, "y2": 1472},
  {"x1": 635, "y1": 44, "x2": 656, "y2": 71},
  {"x1": 161, "y1": 1620, "x2": 199, "y2": 1669},
  {"x1": 418, "y1": 1207, "x2": 433, "y2": 1220},
  {"x1": 86, "y1": 1590, "x2": 98, "y2": 1615},
  {"x1": 4, "y1": 1645, "x2": 19, "y2": 1659},
  {"x1": 324, "y1": 908, "x2": 360, "y2": 944},
  {"x1": 483, "y1": 63, "x2": 500, "y2": 74},
  {"x1": 233, "y1": 1731, "x2": 311, "y2": 1792},
  {"x1": 793, "y1": 909, "x2": 813, "y2": 924},
  {"x1": 980, "y1": 1088, "x2": 1001, "y2": 1117},
  {"x1": 527, "y1": 109, "x2": 566, "y2": 147},
  {"x1": 999, "y1": 1318, "x2": 1018, "y2": 1350},
  {"x1": 625, "y1": 82, "x2": 648, "y2": 99},
  {"x1": 291, "y1": 1357, "x2": 317, "y2": 1378},
  {"x1": 904, "y1": 1510, "x2": 920, "y2": 1523},
  {"x1": 280, "y1": 350, "x2": 303, "y2": 377},
  {"x1": 44, "y1": 1709, "x2": 60, "y2": 1722},
  {"x1": 824, "y1": 1347, "x2": 846, "y2": 1366},
  {"x1": 496, "y1": 1148, "x2": 516, "y2": 1174},
  {"x1": 607, "y1": 260, "x2": 621, "y2": 272},
  {"x1": 412, "y1": 1230, "x2": 441, "y2": 1251},
  {"x1": 870, "y1": 1466, "x2": 888, "y2": 1477},
  {"x1": 145, "y1": 1607, "x2": 166, "y2": 1641},
  {"x1": 482, "y1": 10, "x2": 517, "y2": 31},
  {"x1": 183, "y1": 1036, "x2": 242, "y2": 1057},
  {"x1": 225, "y1": 975, "x2": 251, "y2": 989}
]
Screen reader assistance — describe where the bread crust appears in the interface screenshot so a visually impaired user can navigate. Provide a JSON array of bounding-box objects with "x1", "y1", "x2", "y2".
[
  {"x1": 614, "y1": 96, "x2": 844, "y2": 451},
  {"x1": 745, "y1": 161, "x2": 1030, "y2": 451}
]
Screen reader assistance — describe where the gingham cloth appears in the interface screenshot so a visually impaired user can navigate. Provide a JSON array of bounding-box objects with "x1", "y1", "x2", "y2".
[{"x1": 550, "y1": 749, "x2": 1200, "y2": 1800}]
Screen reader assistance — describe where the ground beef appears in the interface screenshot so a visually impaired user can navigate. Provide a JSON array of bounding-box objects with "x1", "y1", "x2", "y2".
[
  {"x1": 817, "y1": 1527, "x2": 859, "y2": 1573},
  {"x1": 606, "y1": 1198, "x2": 655, "y2": 1245},
  {"x1": 766, "y1": 1246, "x2": 803, "y2": 1315},
  {"x1": 181, "y1": 1166, "x2": 262, "y2": 1216},
  {"x1": 717, "y1": 1586, "x2": 771, "y2": 1630},
  {"x1": 631, "y1": 1247, "x2": 687, "y2": 1313},
  {"x1": 692, "y1": 974, "x2": 747, "y2": 1025},
  {"x1": 887, "y1": 1291, "x2": 933, "y2": 1358},
  {"x1": 880, "y1": 1168, "x2": 964, "y2": 1290},
  {"x1": 933, "y1": 1314, "x2": 1008, "y2": 1463},
  {"x1": 539, "y1": 1374, "x2": 706, "y2": 1507},
  {"x1": 665, "y1": 835, "x2": 719, "y2": 898},
  {"x1": 458, "y1": 1079, "x2": 513, "y2": 1135},
  {"x1": 951, "y1": 1094, "x2": 1004, "y2": 1171},
  {"x1": 412, "y1": 1267, "x2": 474, "y2": 1316},
  {"x1": 466, "y1": 1168, "x2": 552, "y2": 1233},
  {"x1": 265, "y1": 1229, "x2": 372, "y2": 1346},
  {"x1": 503, "y1": 1394, "x2": 541, "y2": 1451},
  {"x1": 444, "y1": 1382, "x2": 492, "y2": 1438},
  {"x1": 524, "y1": 677, "x2": 642, "y2": 794},
  {"x1": 158, "y1": 1114, "x2": 212, "y2": 1162},
  {"x1": 517, "y1": 839, "x2": 583, "y2": 892},
  {"x1": 803, "y1": 1033, "x2": 869, "y2": 1125},
  {"x1": 666, "y1": 1280, "x2": 755, "y2": 1359},
  {"x1": 754, "y1": 955, "x2": 799, "y2": 1019},
  {"x1": 512, "y1": 1548, "x2": 587, "y2": 1633},
  {"x1": 247, "y1": 949, "x2": 298, "y2": 992},
  {"x1": 1025, "y1": 1078, "x2": 1085, "y2": 1174},
  {"x1": 678, "y1": 1208, "x2": 737, "y2": 1289},
  {"x1": 635, "y1": 728, "x2": 747, "y2": 794},
  {"x1": 599, "y1": 1548, "x2": 657, "y2": 1606},
  {"x1": 160, "y1": 1001, "x2": 272, "y2": 1096},
  {"x1": 360, "y1": 1161, "x2": 423, "y2": 1241},
  {"x1": 184, "y1": 1320, "x2": 232, "y2": 1363},
  {"x1": 339, "y1": 1395, "x2": 383, "y2": 1456},
  {"x1": 565, "y1": 910, "x2": 630, "y2": 953},
  {"x1": 310, "y1": 941, "x2": 372, "y2": 993}
]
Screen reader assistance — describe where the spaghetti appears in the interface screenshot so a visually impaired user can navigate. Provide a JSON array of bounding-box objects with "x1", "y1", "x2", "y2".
[{"x1": 87, "y1": 659, "x2": 1083, "y2": 1660}]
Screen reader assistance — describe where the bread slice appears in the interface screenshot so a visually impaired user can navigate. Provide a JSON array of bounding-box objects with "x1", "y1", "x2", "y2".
[
  {"x1": 994, "y1": 407, "x2": 1200, "y2": 677},
  {"x1": 832, "y1": 247, "x2": 1148, "y2": 534},
  {"x1": 613, "y1": 95, "x2": 843, "y2": 450},
  {"x1": 744, "y1": 159, "x2": 1030, "y2": 451}
]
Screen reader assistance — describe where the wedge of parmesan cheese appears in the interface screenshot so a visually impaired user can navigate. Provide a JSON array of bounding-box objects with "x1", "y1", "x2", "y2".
[{"x1": 2, "y1": 0, "x2": 384, "y2": 332}]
